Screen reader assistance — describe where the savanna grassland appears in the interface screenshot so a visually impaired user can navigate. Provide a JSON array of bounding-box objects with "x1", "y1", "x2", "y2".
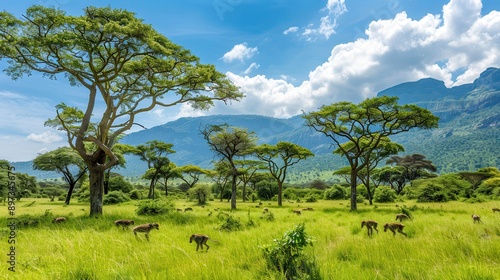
[{"x1": 1, "y1": 199, "x2": 499, "y2": 280}]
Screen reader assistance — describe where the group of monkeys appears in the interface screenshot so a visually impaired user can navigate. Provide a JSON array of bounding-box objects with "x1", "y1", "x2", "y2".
[
  {"x1": 361, "y1": 213, "x2": 411, "y2": 237},
  {"x1": 362, "y1": 208, "x2": 498, "y2": 237},
  {"x1": 113, "y1": 219, "x2": 216, "y2": 250},
  {"x1": 51, "y1": 206, "x2": 500, "y2": 249},
  {"x1": 51, "y1": 217, "x2": 215, "y2": 251}
]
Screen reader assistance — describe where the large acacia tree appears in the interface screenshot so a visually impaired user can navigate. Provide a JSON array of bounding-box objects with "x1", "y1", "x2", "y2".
[
  {"x1": 253, "y1": 141, "x2": 314, "y2": 206},
  {"x1": 0, "y1": 6, "x2": 242, "y2": 215},
  {"x1": 201, "y1": 125, "x2": 257, "y2": 210},
  {"x1": 303, "y1": 96, "x2": 438, "y2": 210}
]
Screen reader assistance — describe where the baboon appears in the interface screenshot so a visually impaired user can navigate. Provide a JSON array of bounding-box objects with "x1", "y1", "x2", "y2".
[
  {"x1": 189, "y1": 234, "x2": 218, "y2": 251},
  {"x1": 302, "y1": 207, "x2": 314, "y2": 211},
  {"x1": 395, "y1": 213, "x2": 410, "y2": 222},
  {"x1": 114, "y1": 219, "x2": 134, "y2": 230},
  {"x1": 263, "y1": 208, "x2": 269, "y2": 214},
  {"x1": 184, "y1": 207, "x2": 193, "y2": 212},
  {"x1": 293, "y1": 209, "x2": 301, "y2": 215},
  {"x1": 383, "y1": 223, "x2": 407, "y2": 236},
  {"x1": 176, "y1": 208, "x2": 183, "y2": 212},
  {"x1": 259, "y1": 202, "x2": 263, "y2": 206},
  {"x1": 471, "y1": 214, "x2": 482, "y2": 223},
  {"x1": 361, "y1": 220, "x2": 379, "y2": 236},
  {"x1": 492, "y1": 208, "x2": 500, "y2": 213},
  {"x1": 132, "y1": 223, "x2": 159, "y2": 241},
  {"x1": 52, "y1": 217, "x2": 66, "y2": 223}
]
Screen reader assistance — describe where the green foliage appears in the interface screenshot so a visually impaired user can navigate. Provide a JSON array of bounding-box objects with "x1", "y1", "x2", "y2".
[
  {"x1": 108, "y1": 176, "x2": 133, "y2": 193},
  {"x1": 261, "y1": 223, "x2": 319, "y2": 279},
  {"x1": 373, "y1": 186, "x2": 397, "y2": 203},
  {"x1": 216, "y1": 211, "x2": 243, "y2": 232},
  {"x1": 187, "y1": 184, "x2": 212, "y2": 205},
  {"x1": 135, "y1": 198, "x2": 174, "y2": 215},
  {"x1": 129, "y1": 189, "x2": 141, "y2": 200},
  {"x1": 305, "y1": 194, "x2": 318, "y2": 202},
  {"x1": 413, "y1": 183, "x2": 449, "y2": 202},
  {"x1": 324, "y1": 184, "x2": 347, "y2": 200},
  {"x1": 103, "y1": 191, "x2": 131, "y2": 205},
  {"x1": 475, "y1": 177, "x2": 500, "y2": 198}
]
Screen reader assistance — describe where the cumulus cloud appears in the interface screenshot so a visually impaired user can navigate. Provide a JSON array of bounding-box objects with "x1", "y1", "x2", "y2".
[
  {"x1": 179, "y1": 0, "x2": 500, "y2": 119},
  {"x1": 222, "y1": 43, "x2": 258, "y2": 63},
  {"x1": 27, "y1": 131, "x2": 63, "y2": 143}
]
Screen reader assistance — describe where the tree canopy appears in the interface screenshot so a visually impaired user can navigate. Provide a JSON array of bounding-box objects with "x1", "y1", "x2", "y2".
[
  {"x1": 303, "y1": 96, "x2": 438, "y2": 210},
  {"x1": 0, "y1": 6, "x2": 243, "y2": 215}
]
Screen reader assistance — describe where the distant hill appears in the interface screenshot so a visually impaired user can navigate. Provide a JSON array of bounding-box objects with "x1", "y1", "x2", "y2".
[{"x1": 12, "y1": 68, "x2": 500, "y2": 179}]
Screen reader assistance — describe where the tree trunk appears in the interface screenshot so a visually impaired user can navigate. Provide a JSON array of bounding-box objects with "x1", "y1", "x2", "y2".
[
  {"x1": 242, "y1": 183, "x2": 247, "y2": 202},
  {"x1": 350, "y1": 169, "x2": 358, "y2": 211},
  {"x1": 231, "y1": 170, "x2": 237, "y2": 210},
  {"x1": 89, "y1": 168, "x2": 105, "y2": 216},
  {"x1": 65, "y1": 182, "x2": 76, "y2": 205},
  {"x1": 277, "y1": 181, "x2": 283, "y2": 206}
]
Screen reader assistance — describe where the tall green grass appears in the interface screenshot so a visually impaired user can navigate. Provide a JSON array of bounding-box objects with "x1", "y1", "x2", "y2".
[{"x1": 1, "y1": 199, "x2": 499, "y2": 279}]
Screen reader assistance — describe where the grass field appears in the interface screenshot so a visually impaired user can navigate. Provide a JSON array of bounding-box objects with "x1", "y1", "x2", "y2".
[{"x1": 1, "y1": 198, "x2": 499, "y2": 279}]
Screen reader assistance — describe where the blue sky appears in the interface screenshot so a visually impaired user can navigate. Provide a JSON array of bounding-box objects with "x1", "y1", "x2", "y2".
[{"x1": 1, "y1": 0, "x2": 499, "y2": 162}]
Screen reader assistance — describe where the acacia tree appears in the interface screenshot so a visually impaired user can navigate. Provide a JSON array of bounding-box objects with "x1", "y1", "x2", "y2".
[
  {"x1": 253, "y1": 141, "x2": 314, "y2": 206},
  {"x1": 33, "y1": 147, "x2": 87, "y2": 204},
  {"x1": 207, "y1": 160, "x2": 232, "y2": 202},
  {"x1": 201, "y1": 125, "x2": 257, "y2": 210},
  {"x1": 0, "y1": 6, "x2": 242, "y2": 215},
  {"x1": 386, "y1": 153, "x2": 438, "y2": 190},
  {"x1": 176, "y1": 165, "x2": 209, "y2": 190},
  {"x1": 303, "y1": 96, "x2": 438, "y2": 210},
  {"x1": 129, "y1": 140, "x2": 175, "y2": 199},
  {"x1": 335, "y1": 136, "x2": 404, "y2": 205},
  {"x1": 234, "y1": 159, "x2": 266, "y2": 202}
]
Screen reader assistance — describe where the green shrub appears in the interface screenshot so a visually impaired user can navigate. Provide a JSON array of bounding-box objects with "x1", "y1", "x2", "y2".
[
  {"x1": 261, "y1": 223, "x2": 320, "y2": 279},
  {"x1": 136, "y1": 198, "x2": 174, "y2": 215},
  {"x1": 305, "y1": 194, "x2": 318, "y2": 202},
  {"x1": 324, "y1": 184, "x2": 347, "y2": 200},
  {"x1": 217, "y1": 212, "x2": 243, "y2": 232},
  {"x1": 374, "y1": 186, "x2": 397, "y2": 203},
  {"x1": 415, "y1": 184, "x2": 449, "y2": 202},
  {"x1": 103, "y1": 191, "x2": 131, "y2": 205},
  {"x1": 129, "y1": 189, "x2": 141, "y2": 200}
]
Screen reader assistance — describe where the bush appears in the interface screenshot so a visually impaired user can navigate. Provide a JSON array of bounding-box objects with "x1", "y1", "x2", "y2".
[
  {"x1": 129, "y1": 189, "x2": 141, "y2": 200},
  {"x1": 136, "y1": 198, "x2": 174, "y2": 216},
  {"x1": 324, "y1": 184, "x2": 347, "y2": 200},
  {"x1": 261, "y1": 223, "x2": 320, "y2": 279},
  {"x1": 373, "y1": 186, "x2": 397, "y2": 203},
  {"x1": 217, "y1": 212, "x2": 243, "y2": 232},
  {"x1": 103, "y1": 191, "x2": 131, "y2": 205},
  {"x1": 305, "y1": 194, "x2": 318, "y2": 202},
  {"x1": 415, "y1": 184, "x2": 449, "y2": 202}
]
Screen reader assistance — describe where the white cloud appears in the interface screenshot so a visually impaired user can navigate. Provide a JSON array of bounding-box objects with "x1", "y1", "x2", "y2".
[
  {"x1": 180, "y1": 0, "x2": 500, "y2": 119},
  {"x1": 242, "y1": 63, "x2": 260, "y2": 75},
  {"x1": 27, "y1": 131, "x2": 63, "y2": 143},
  {"x1": 283, "y1": 26, "x2": 299, "y2": 35},
  {"x1": 222, "y1": 43, "x2": 258, "y2": 63},
  {"x1": 299, "y1": 0, "x2": 347, "y2": 41}
]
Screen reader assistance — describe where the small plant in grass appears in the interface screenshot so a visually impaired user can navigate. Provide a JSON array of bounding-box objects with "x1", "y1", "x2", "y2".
[
  {"x1": 261, "y1": 211, "x2": 275, "y2": 222},
  {"x1": 136, "y1": 198, "x2": 174, "y2": 215},
  {"x1": 261, "y1": 223, "x2": 320, "y2": 279},
  {"x1": 217, "y1": 211, "x2": 243, "y2": 231}
]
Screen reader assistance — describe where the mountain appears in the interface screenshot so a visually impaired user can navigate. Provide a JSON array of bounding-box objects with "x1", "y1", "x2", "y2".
[{"x1": 12, "y1": 68, "x2": 500, "y2": 179}]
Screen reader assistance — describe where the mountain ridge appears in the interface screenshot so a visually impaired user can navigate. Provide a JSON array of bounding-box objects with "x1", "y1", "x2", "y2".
[{"x1": 11, "y1": 68, "x2": 500, "y2": 179}]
